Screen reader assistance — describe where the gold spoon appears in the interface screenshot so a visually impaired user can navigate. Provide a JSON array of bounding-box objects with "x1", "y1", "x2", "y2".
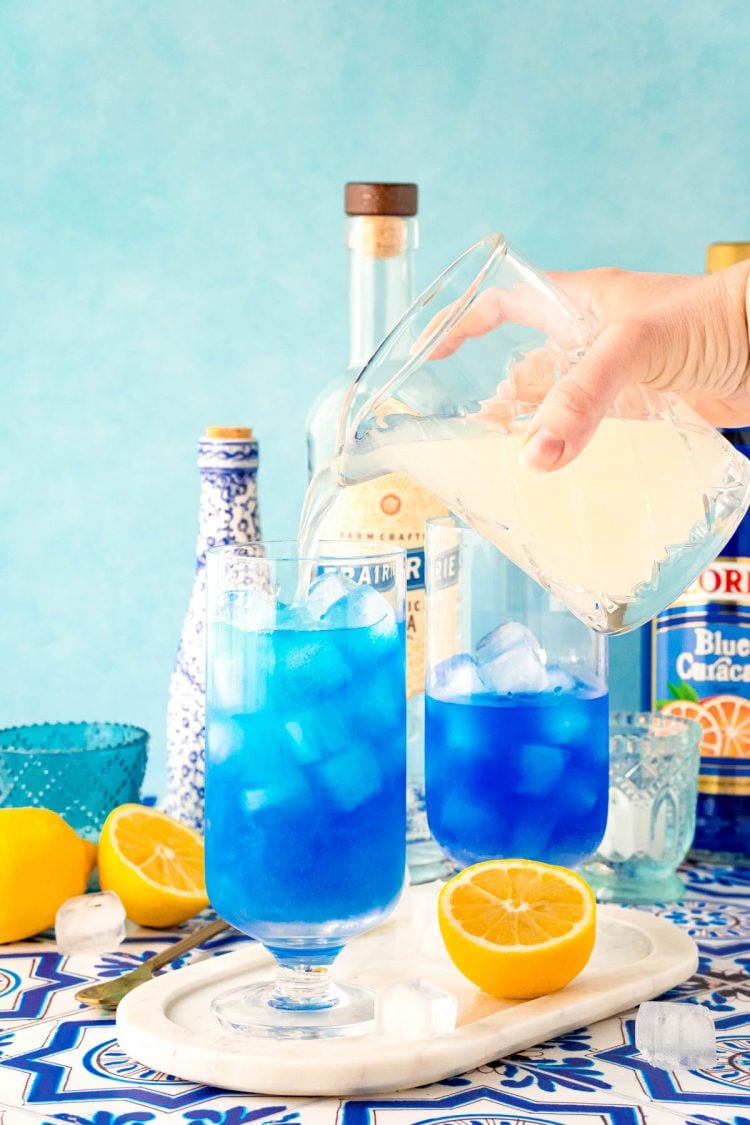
[{"x1": 75, "y1": 917, "x2": 231, "y2": 1010}]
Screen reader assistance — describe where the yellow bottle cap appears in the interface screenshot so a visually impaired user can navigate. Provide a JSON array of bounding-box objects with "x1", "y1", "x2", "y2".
[
  {"x1": 706, "y1": 243, "x2": 750, "y2": 273},
  {"x1": 205, "y1": 426, "x2": 253, "y2": 439}
]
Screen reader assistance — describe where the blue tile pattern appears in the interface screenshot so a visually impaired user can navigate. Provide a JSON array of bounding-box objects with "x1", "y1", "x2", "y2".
[{"x1": 0, "y1": 861, "x2": 748, "y2": 1124}]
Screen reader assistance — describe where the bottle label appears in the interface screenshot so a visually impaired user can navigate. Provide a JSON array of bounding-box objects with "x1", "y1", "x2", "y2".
[
  {"x1": 652, "y1": 557, "x2": 750, "y2": 796},
  {"x1": 317, "y1": 472, "x2": 447, "y2": 698}
]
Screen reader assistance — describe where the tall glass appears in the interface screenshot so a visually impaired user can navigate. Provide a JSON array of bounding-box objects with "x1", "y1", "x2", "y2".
[
  {"x1": 205, "y1": 542, "x2": 406, "y2": 1039},
  {"x1": 425, "y1": 517, "x2": 609, "y2": 868}
]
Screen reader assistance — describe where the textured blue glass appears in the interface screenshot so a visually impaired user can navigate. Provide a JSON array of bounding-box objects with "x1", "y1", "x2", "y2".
[{"x1": 0, "y1": 722, "x2": 148, "y2": 839}]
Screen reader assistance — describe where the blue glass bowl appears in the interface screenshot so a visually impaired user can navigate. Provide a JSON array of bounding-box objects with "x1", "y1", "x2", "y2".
[{"x1": 0, "y1": 722, "x2": 148, "y2": 839}]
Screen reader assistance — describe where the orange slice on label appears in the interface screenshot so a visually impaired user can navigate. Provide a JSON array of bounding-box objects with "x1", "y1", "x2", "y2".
[
  {"x1": 660, "y1": 700, "x2": 723, "y2": 757},
  {"x1": 701, "y1": 695, "x2": 750, "y2": 760}
]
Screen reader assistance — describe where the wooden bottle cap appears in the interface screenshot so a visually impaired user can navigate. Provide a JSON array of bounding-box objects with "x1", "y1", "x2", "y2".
[
  {"x1": 205, "y1": 426, "x2": 253, "y2": 439},
  {"x1": 345, "y1": 182, "x2": 417, "y2": 217}
]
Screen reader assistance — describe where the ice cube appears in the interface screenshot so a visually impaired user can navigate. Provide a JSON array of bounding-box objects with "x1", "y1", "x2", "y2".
[
  {"x1": 476, "y1": 621, "x2": 545, "y2": 665},
  {"x1": 305, "y1": 572, "x2": 358, "y2": 619},
  {"x1": 274, "y1": 631, "x2": 352, "y2": 705},
  {"x1": 544, "y1": 665, "x2": 576, "y2": 694},
  {"x1": 212, "y1": 653, "x2": 273, "y2": 713},
  {"x1": 276, "y1": 601, "x2": 317, "y2": 630},
  {"x1": 206, "y1": 716, "x2": 244, "y2": 764},
  {"x1": 596, "y1": 788, "x2": 647, "y2": 860},
  {"x1": 322, "y1": 585, "x2": 396, "y2": 635},
  {"x1": 242, "y1": 774, "x2": 309, "y2": 813},
  {"x1": 376, "y1": 978, "x2": 458, "y2": 1040},
  {"x1": 284, "y1": 702, "x2": 351, "y2": 763},
  {"x1": 476, "y1": 621, "x2": 547, "y2": 694},
  {"x1": 539, "y1": 690, "x2": 594, "y2": 744},
  {"x1": 209, "y1": 630, "x2": 275, "y2": 713},
  {"x1": 557, "y1": 774, "x2": 600, "y2": 817},
  {"x1": 353, "y1": 660, "x2": 404, "y2": 732},
  {"x1": 431, "y1": 654, "x2": 486, "y2": 699},
  {"x1": 513, "y1": 743, "x2": 566, "y2": 795},
  {"x1": 478, "y1": 644, "x2": 547, "y2": 694},
  {"x1": 316, "y1": 745, "x2": 383, "y2": 811},
  {"x1": 55, "y1": 891, "x2": 127, "y2": 956},
  {"x1": 221, "y1": 588, "x2": 276, "y2": 631},
  {"x1": 635, "y1": 1001, "x2": 717, "y2": 1070}
]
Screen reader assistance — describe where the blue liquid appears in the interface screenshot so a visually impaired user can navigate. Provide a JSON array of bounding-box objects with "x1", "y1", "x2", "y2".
[
  {"x1": 205, "y1": 618, "x2": 406, "y2": 959},
  {"x1": 425, "y1": 688, "x2": 609, "y2": 868}
]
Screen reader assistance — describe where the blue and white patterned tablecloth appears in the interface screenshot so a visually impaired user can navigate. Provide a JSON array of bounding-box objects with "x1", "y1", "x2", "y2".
[{"x1": 1, "y1": 863, "x2": 749, "y2": 1125}]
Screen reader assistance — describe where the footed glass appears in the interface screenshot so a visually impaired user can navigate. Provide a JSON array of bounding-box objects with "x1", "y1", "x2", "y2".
[
  {"x1": 424, "y1": 517, "x2": 609, "y2": 868},
  {"x1": 205, "y1": 542, "x2": 406, "y2": 1039},
  {"x1": 581, "y1": 711, "x2": 701, "y2": 904},
  {"x1": 327, "y1": 234, "x2": 750, "y2": 634}
]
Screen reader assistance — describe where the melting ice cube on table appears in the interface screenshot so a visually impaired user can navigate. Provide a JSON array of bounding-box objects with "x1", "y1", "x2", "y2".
[
  {"x1": 55, "y1": 891, "x2": 127, "y2": 956},
  {"x1": 376, "y1": 978, "x2": 458, "y2": 1040},
  {"x1": 635, "y1": 1001, "x2": 717, "y2": 1070},
  {"x1": 432, "y1": 653, "x2": 486, "y2": 697},
  {"x1": 476, "y1": 621, "x2": 547, "y2": 694}
]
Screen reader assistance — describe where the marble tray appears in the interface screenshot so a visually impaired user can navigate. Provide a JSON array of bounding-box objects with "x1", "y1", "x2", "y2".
[{"x1": 116, "y1": 883, "x2": 698, "y2": 1097}]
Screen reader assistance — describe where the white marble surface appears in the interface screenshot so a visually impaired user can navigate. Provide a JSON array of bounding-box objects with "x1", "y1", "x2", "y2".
[{"x1": 116, "y1": 883, "x2": 698, "y2": 1097}]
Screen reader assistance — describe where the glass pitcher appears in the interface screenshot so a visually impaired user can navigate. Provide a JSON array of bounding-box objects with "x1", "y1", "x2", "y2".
[{"x1": 323, "y1": 234, "x2": 750, "y2": 634}]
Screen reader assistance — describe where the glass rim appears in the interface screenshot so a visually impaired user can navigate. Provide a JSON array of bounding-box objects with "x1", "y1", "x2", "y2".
[
  {"x1": 206, "y1": 540, "x2": 408, "y2": 567},
  {"x1": 0, "y1": 721, "x2": 149, "y2": 754},
  {"x1": 610, "y1": 710, "x2": 702, "y2": 743},
  {"x1": 426, "y1": 514, "x2": 471, "y2": 533},
  {"x1": 340, "y1": 232, "x2": 508, "y2": 450}
]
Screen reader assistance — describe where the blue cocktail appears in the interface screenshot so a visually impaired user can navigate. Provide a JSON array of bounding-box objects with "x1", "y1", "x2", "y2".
[
  {"x1": 426, "y1": 685, "x2": 609, "y2": 867},
  {"x1": 425, "y1": 518, "x2": 609, "y2": 871},
  {"x1": 205, "y1": 545, "x2": 406, "y2": 1038}
]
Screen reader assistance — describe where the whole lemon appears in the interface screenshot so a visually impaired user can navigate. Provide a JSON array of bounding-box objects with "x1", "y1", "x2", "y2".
[{"x1": 0, "y1": 807, "x2": 91, "y2": 943}]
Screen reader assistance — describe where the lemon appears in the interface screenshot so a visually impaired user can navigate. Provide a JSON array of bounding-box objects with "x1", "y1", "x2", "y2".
[
  {"x1": 0, "y1": 807, "x2": 92, "y2": 943},
  {"x1": 98, "y1": 804, "x2": 208, "y2": 928},
  {"x1": 438, "y1": 858, "x2": 596, "y2": 999},
  {"x1": 81, "y1": 837, "x2": 98, "y2": 879}
]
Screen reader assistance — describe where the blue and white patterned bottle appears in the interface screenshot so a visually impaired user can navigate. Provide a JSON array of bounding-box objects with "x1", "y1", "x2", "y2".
[{"x1": 164, "y1": 426, "x2": 260, "y2": 829}]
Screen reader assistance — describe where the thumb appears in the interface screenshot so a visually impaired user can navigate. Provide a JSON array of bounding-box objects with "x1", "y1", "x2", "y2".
[{"x1": 520, "y1": 319, "x2": 664, "y2": 471}]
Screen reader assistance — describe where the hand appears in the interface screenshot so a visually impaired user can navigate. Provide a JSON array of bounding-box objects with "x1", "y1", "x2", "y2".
[{"x1": 436, "y1": 262, "x2": 750, "y2": 471}]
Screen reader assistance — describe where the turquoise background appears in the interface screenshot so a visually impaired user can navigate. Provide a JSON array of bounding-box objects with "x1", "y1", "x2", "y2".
[{"x1": 2, "y1": 0, "x2": 749, "y2": 795}]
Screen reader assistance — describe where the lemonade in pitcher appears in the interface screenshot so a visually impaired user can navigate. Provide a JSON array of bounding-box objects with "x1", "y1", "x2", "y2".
[{"x1": 300, "y1": 235, "x2": 750, "y2": 635}]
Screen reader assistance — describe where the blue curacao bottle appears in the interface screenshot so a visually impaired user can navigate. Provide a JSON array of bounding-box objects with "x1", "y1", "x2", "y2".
[{"x1": 645, "y1": 243, "x2": 750, "y2": 864}]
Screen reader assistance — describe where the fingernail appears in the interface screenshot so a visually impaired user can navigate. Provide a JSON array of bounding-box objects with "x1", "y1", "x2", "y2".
[{"x1": 520, "y1": 426, "x2": 565, "y2": 471}]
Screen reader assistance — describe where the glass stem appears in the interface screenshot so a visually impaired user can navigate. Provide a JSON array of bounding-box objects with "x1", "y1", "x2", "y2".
[{"x1": 268, "y1": 963, "x2": 343, "y2": 1011}]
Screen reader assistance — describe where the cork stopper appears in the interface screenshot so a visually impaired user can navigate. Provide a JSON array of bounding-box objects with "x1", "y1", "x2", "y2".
[
  {"x1": 345, "y1": 182, "x2": 417, "y2": 217},
  {"x1": 349, "y1": 214, "x2": 411, "y2": 259},
  {"x1": 706, "y1": 243, "x2": 750, "y2": 273},
  {"x1": 205, "y1": 426, "x2": 253, "y2": 439}
]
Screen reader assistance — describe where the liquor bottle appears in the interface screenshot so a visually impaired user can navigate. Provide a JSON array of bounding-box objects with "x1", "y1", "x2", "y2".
[
  {"x1": 306, "y1": 182, "x2": 451, "y2": 883},
  {"x1": 647, "y1": 242, "x2": 750, "y2": 863},
  {"x1": 164, "y1": 426, "x2": 260, "y2": 830}
]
